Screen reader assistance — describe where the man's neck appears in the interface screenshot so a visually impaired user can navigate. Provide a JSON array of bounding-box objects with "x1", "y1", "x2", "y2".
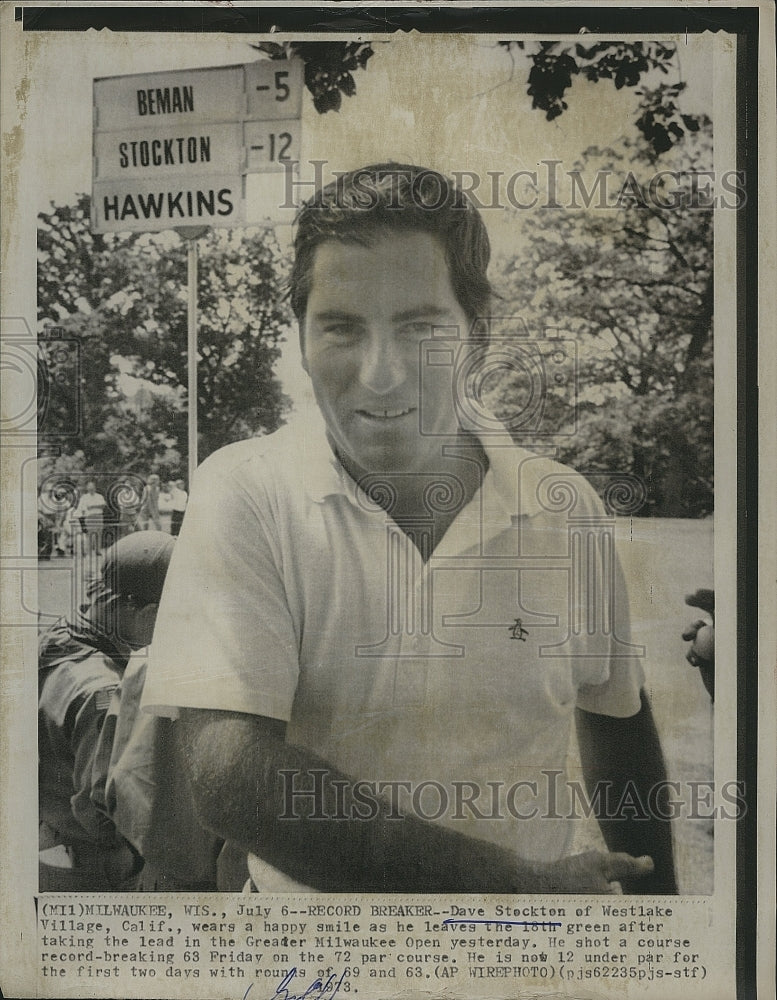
[{"x1": 333, "y1": 433, "x2": 489, "y2": 553}]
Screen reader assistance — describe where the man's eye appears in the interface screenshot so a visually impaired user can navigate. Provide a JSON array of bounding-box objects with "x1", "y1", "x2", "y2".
[
  {"x1": 323, "y1": 324, "x2": 361, "y2": 339},
  {"x1": 400, "y1": 321, "x2": 432, "y2": 337}
]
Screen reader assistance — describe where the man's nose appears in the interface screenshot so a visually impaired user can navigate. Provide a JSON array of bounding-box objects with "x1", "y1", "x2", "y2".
[{"x1": 358, "y1": 333, "x2": 408, "y2": 395}]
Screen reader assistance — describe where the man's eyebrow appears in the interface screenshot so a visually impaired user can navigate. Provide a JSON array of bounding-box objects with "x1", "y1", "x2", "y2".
[
  {"x1": 392, "y1": 306, "x2": 456, "y2": 323},
  {"x1": 313, "y1": 309, "x2": 360, "y2": 319},
  {"x1": 311, "y1": 307, "x2": 456, "y2": 324},
  {"x1": 311, "y1": 309, "x2": 364, "y2": 323}
]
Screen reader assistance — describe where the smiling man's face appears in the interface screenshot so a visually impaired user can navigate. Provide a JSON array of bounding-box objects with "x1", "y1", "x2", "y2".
[{"x1": 301, "y1": 231, "x2": 468, "y2": 478}]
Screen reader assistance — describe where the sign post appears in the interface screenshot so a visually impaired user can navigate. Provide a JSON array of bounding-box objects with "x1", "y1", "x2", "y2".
[
  {"x1": 175, "y1": 225, "x2": 210, "y2": 487},
  {"x1": 187, "y1": 235, "x2": 198, "y2": 488},
  {"x1": 91, "y1": 58, "x2": 303, "y2": 482}
]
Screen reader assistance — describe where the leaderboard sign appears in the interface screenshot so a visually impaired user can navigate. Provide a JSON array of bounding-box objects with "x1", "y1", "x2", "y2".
[{"x1": 92, "y1": 60, "x2": 302, "y2": 233}]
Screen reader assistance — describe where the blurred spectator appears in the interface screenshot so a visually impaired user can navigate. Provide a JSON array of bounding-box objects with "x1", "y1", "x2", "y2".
[
  {"x1": 138, "y1": 474, "x2": 162, "y2": 531},
  {"x1": 38, "y1": 531, "x2": 175, "y2": 890},
  {"x1": 117, "y1": 480, "x2": 144, "y2": 539},
  {"x1": 37, "y1": 486, "x2": 57, "y2": 560},
  {"x1": 168, "y1": 479, "x2": 188, "y2": 537},
  {"x1": 72, "y1": 480, "x2": 106, "y2": 556},
  {"x1": 52, "y1": 504, "x2": 70, "y2": 557},
  {"x1": 55, "y1": 504, "x2": 75, "y2": 556}
]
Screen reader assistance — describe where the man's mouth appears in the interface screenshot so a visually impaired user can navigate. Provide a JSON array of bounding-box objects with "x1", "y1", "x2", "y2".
[{"x1": 355, "y1": 407, "x2": 415, "y2": 421}]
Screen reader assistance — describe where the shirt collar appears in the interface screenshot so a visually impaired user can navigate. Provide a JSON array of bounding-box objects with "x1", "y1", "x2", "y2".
[
  {"x1": 296, "y1": 406, "x2": 353, "y2": 503},
  {"x1": 479, "y1": 432, "x2": 548, "y2": 520},
  {"x1": 298, "y1": 405, "x2": 548, "y2": 521}
]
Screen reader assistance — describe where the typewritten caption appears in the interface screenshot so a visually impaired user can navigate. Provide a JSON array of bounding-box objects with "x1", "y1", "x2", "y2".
[{"x1": 37, "y1": 896, "x2": 710, "y2": 995}]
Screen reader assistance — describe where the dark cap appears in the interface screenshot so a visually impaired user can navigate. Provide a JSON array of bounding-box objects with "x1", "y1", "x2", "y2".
[{"x1": 87, "y1": 531, "x2": 175, "y2": 607}]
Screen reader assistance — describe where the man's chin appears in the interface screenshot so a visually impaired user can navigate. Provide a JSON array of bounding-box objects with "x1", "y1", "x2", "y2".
[
  {"x1": 330, "y1": 428, "x2": 450, "y2": 480},
  {"x1": 337, "y1": 444, "x2": 421, "y2": 480},
  {"x1": 352, "y1": 454, "x2": 416, "y2": 478}
]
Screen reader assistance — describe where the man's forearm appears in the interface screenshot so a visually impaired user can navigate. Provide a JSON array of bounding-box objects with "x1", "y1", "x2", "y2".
[
  {"x1": 576, "y1": 692, "x2": 678, "y2": 894},
  {"x1": 179, "y1": 708, "x2": 548, "y2": 892}
]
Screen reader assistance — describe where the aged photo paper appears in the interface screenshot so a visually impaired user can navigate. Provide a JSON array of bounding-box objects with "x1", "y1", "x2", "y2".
[{"x1": 1, "y1": 2, "x2": 774, "y2": 998}]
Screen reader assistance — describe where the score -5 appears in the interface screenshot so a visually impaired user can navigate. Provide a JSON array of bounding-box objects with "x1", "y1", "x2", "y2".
[{"x1": 246, "y1": 59, "x2": 303, "y2": 118}]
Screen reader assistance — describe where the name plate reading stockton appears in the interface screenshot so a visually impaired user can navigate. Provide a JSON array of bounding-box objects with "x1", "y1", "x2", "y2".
[{"x1": 94, "y1": 122, "x2": 243, "y2": 181}]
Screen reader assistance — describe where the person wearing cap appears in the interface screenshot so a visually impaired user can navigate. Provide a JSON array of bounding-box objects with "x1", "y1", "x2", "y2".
[
  {"x1": 144, "y1": 163, "x2": 677, "y2": 894},
  {"x1": 38, "y1": 531, "x2": 174, "y2": 890}
]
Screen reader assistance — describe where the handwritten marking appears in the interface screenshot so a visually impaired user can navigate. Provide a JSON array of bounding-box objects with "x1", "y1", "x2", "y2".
[
  {"x1": 442, "y1": 918, "x2": 561, "y2": 928},
  {"x1": 244, "y1": 966, "x2": 348, "y2": 1000}
]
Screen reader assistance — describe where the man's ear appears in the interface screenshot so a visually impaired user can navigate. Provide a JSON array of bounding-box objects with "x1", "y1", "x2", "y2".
[
  {"x1": 136, "y1": 602, "x2": 159, "y2": 647},
  {"x1": 299, "y1": 326, "x2": 309, "y2": 374}
]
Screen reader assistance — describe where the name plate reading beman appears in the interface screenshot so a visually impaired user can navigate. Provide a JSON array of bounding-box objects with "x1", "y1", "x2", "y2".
[{"x1": 93, "y1": 65, "x2": 246, "y2": 131}]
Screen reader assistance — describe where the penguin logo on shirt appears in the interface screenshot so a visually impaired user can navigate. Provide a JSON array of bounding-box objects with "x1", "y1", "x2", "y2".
[{"x1": 508, "y1": 618, "x2": 529, "y2": 641}]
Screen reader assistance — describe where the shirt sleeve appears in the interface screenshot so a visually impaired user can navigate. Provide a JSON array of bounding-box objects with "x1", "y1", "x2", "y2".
[
  {"x1": 71, "y1": 690, "x2": 120, "y2": 843},
  {"x1": 38, "y1": 661, "x2": 119, "y2": 845},
  {"x1": 574, "y1": 534, "x2": 645, "y2": 718},
  {"x1": 105, "y1": 660, "x2": 223, "y2": 885},
  {"x1": 142, "y1": 450, "x2": 300, "y2": 722}
]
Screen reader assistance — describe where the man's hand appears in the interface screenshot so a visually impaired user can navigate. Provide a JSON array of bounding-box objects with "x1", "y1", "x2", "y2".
[
  {"x1": 683, "y1": 589, "x2": 715, "y2": 701},
  {"x1": 535, "y1": 851, "x2": 655, "y2": 894},
  {"x1": 100, "y1": 838, "x2": 143, "y2": 887}
]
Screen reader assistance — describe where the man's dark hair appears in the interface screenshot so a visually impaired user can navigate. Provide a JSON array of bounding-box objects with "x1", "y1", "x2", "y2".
[{"x1": 290, "y1": 163, "x2": 492, "y2": 334}]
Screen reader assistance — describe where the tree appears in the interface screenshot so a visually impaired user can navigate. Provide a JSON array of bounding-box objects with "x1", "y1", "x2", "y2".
[
  {"x1": 488, "y1": 125, "x2": 714, "y2": 517},
  {"x1": 37, "y1": 195, "x2": 291, "y2": 474},
  {"x1": 502, "y1": 40, "x2": 702, "y2": 158},
  {"x1": 254, "y1": 39, "x2": 701, "y2": 158}
]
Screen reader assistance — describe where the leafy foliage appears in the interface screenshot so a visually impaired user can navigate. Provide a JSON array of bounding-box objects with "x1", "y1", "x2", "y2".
[
  {"x1": 635, "y1": 82, "x2": 701, "y2": 156},
  {"x1": 504, "y1": 40, "x2": 700, "y2": 157},
  {"x1": 489, "y1": 127, "x2": 714, "y2": 516},
  {"x1": 249, "y1": 37, "x2": 700, "y2": 156},
  {"x1": 37, "y1": 195, "x2": 291, "y2": 476},
  {"x1": 247, "y1": 38, "x2": 701, "y2": 155}
]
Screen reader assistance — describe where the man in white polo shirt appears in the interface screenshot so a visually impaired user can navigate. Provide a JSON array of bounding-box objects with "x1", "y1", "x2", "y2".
[{"x1": 143, "y1": 163, "x2": 676, "y2": 894}]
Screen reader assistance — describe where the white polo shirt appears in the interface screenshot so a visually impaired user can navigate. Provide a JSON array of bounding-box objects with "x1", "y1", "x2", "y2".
[{"x1": 144, "y1": 410, "x2": 644, "y2": 883}]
